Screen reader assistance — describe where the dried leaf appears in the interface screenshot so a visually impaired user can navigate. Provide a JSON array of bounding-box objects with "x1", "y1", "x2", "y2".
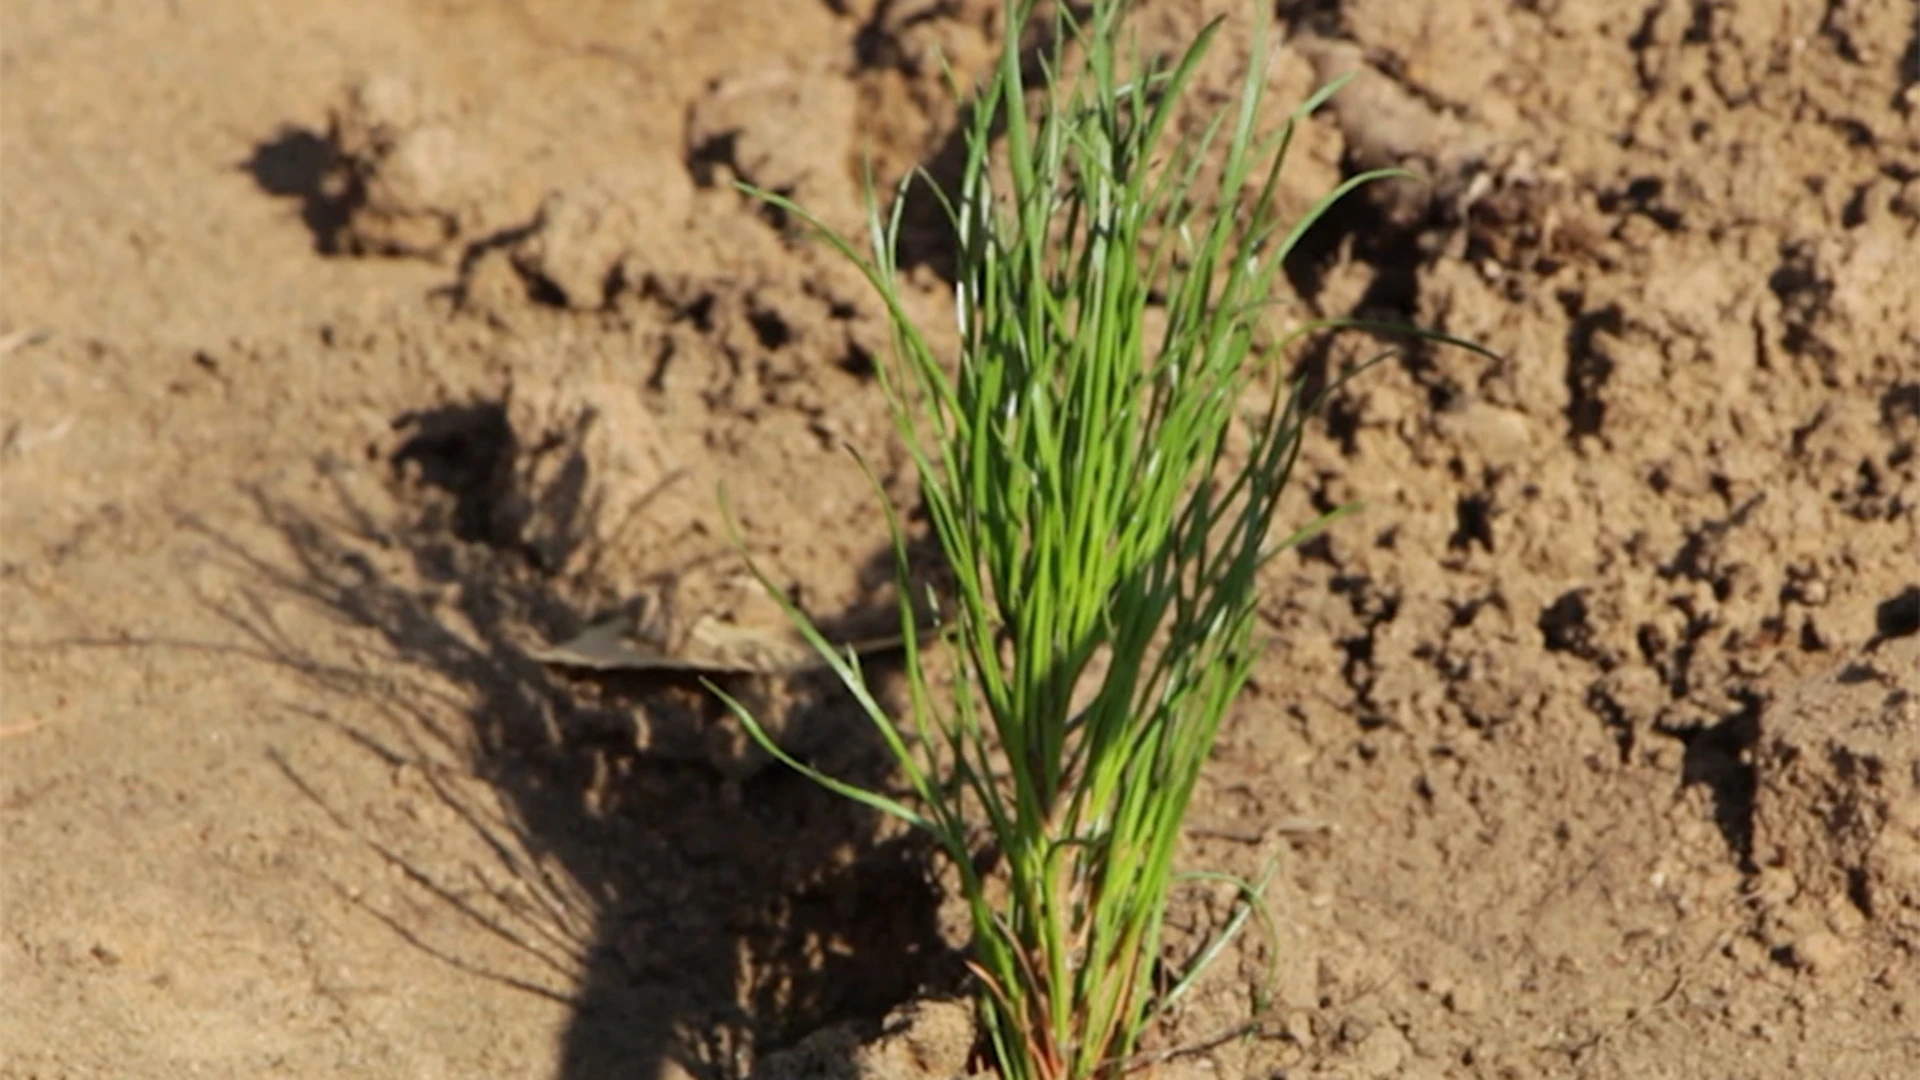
[{"x1": 530, "y1": 612, "x2": 912, "y2": 675}]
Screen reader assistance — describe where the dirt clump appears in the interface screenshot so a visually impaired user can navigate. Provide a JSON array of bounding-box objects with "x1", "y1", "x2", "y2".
[
  {"x1": 323, "y1": 74, "x2": 494, "y2": 259},
  {"x1": 1753, "y1": 633, "x2": 1920, "y2": 975}
]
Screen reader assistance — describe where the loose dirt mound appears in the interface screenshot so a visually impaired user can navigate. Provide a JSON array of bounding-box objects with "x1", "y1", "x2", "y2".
[
  {"x1": 3, "y1": 1, "x2": 1915, "y2": 1078},
  {"x1": 1752, "y1": 633, "x2": 1920, "y2": 978}
]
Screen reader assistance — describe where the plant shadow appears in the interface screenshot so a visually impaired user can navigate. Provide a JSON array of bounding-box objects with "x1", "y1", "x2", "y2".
[{"x1": 194, "y1": 399, "x2": 958, "y2": 1080}]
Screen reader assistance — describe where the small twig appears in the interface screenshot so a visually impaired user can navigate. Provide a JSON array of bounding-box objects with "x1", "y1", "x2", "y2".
[
  {"x1": 1186, "y1": 816, "x2": 1332, "y2": 843},
  {"x1": 0, "y1": 328, "x2": 52, "y2": 358}
]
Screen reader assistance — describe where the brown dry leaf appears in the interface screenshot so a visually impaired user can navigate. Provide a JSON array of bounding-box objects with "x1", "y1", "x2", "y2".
[{"x1": 529, "y1": 611, "x2": 912, "y2": 676}]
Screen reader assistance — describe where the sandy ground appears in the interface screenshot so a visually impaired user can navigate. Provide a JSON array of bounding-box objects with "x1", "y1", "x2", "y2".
[{"x1": 4, "y1": 1, "x2": 1919, "y2": 1077}]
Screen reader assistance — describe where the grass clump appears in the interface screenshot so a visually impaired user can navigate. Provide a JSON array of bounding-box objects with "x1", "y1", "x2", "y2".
[{"x1": 722, "y1": 2, "x2": 1478, "y2": 1077}]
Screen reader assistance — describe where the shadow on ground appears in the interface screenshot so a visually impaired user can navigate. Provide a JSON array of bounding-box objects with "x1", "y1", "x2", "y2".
[{"x1": 192, "y1": 403, "x2": 956, "y2": 1080}]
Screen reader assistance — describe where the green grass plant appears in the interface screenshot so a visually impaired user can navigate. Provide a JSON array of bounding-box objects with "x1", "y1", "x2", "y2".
[{"x1": 719, "y1": 2, "x2": 1482, "y2": 1077}]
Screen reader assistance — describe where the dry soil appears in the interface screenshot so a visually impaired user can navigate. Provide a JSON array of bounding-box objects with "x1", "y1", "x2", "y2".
[{"x1": 4, "y1": 1, "x2": 1918, "y2": 1078}]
